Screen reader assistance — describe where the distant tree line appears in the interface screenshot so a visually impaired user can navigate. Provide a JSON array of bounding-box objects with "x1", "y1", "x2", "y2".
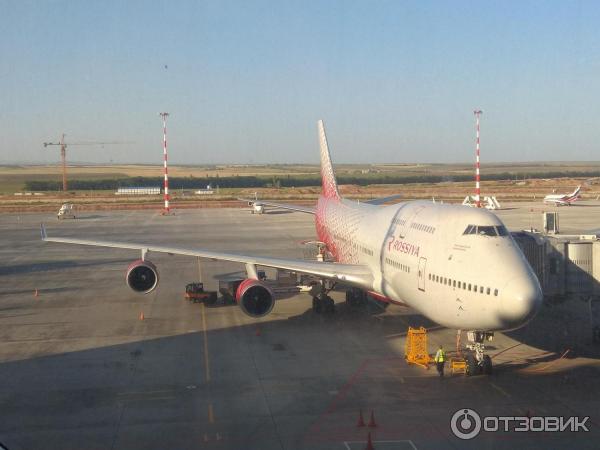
[{"x1": 23, "y1": 170, "x2": 600, "y2": 192}]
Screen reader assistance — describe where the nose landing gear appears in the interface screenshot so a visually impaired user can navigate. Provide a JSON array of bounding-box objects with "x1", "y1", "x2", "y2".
[{"x1": 464, "y1": 331, "x2": 494, "y2": 376}]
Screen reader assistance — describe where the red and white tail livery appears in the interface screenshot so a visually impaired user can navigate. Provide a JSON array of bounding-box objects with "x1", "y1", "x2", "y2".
[{"x1": 543, "y1": 185, "x2": 581, "y2": 206}]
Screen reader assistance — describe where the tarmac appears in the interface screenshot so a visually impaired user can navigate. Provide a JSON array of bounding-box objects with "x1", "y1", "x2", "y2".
[{"x1": 1, "y1": 201, "x2": 599, "y2": 450}]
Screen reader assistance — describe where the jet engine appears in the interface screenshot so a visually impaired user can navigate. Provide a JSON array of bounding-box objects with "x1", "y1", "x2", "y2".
[
  {"x1": 235, "y1": 279, "x2": 275, "y2": 317},
  {"x1": 126, "y1": 259, "x2": 159, "y2": 294}
]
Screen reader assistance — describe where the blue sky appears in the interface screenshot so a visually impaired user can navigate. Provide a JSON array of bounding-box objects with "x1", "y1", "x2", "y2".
[{"x1": 2, "y1": 0, "x2": 600, "y2": 164}]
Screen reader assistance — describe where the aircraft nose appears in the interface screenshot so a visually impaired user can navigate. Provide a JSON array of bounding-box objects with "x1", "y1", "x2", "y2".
[{"x1": 500, "y1": 275, "x2": 543, "y2": 329}]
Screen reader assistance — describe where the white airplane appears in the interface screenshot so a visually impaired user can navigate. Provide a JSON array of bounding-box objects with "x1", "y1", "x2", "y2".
[
  {"x1": 543, "y1": 185, "x2": 581, "y2": 206},
  {"x1": 239, "y1": 193, "x2": 266, "y2": 214},
  {"x1": 41, "y1": 120, "x2": 542, "y2": 375}
]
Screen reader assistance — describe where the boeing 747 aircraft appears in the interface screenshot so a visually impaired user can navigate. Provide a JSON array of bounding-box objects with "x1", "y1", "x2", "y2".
[{"x1": 41, "y1": 120, "x2": 542, "y2": 375}]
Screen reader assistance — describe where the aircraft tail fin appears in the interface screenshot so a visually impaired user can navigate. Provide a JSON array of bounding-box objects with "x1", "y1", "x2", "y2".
[{"x1": 317, "y1": 120, "x2": 341, "y2": 201}]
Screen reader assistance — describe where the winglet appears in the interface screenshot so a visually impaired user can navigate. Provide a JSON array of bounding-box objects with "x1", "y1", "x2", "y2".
[
  {"x1": 317, "y1": 120, "x2": 341, "y2": 201},
  {"x1": 40, "y1": 223, "x2": 47, "y2": 241}
]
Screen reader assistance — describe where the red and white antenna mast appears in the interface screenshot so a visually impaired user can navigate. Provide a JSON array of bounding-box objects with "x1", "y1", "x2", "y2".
[
  {"x1": 474, "y1": 109, "x2": 483, "y2": 208},
  {"x1": 159, "y1": 112, "x2": 171, "y2": 215}
]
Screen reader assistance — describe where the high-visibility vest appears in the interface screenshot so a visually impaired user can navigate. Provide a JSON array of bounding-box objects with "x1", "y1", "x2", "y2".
[{"x1": 435, "y1": 349, "x2": 446, "y2": 363}]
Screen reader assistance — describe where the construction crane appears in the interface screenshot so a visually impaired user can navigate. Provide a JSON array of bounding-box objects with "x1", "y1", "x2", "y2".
[{"x1": 43, "y1": 133, "x2": 127, "y2": 191}]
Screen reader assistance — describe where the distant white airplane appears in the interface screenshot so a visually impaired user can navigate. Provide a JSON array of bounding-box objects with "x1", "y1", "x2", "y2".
[
  {"x1": 543, "y1": 185, "x2": 581, "y2": 206},
  {"x1": 239, "y1": 192, "x2": 265, "y2": 214},
  {"x1": 238, "y1": 192, "x2": 315, "y2": 215},
  {"x1": 41, "y1": 120, "x2": 542, "y2": 375}
]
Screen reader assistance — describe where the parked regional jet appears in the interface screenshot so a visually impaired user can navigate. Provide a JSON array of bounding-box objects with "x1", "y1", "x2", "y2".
[
  {"x1": 543, "y1": 186, "x2": 581, "y2": 206},
  {"x1": 41, "y1": 120, "x2": 542, "y2": 375}
]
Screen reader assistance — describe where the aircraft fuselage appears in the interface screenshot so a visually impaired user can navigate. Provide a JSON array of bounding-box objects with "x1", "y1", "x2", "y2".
[{"x1": 316, "y1": 198, "x2": 542, "y2": 331}]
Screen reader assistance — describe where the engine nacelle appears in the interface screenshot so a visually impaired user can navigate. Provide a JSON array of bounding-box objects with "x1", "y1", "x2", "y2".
[
  {"x1": 126, "y1": 259, "x2": 159, "y2": 294},
  {"x1": 235, "y1": 279, "x2": 275, "y2": 318}
]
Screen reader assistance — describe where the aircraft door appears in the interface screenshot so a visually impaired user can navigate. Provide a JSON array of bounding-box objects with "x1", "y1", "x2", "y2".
[{"x1": 418, "y1": 257, "x2": 427, "y2": 291}]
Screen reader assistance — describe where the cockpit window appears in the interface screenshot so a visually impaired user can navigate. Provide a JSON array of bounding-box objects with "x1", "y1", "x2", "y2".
[
  {"x1": 496, "y1": 225, "x2": 509, "y2": 236},
  {"x1": 463, "y1": 225, "x2": 476, "y2": 235},
  {"x1": 477, "y1": 226, "x2": 497, "y2": 236},
  {"x1": 463, "y1": 224, "x2": 508, "y2": 237}
]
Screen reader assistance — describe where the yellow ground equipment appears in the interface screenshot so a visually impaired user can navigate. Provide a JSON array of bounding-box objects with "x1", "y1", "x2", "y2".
[
  {"x1": 450, "y1": 358, "x2": 467, "y2": 375},
  {"x1": 404, "y1": 327, "x2": 432, "y2": 369}
]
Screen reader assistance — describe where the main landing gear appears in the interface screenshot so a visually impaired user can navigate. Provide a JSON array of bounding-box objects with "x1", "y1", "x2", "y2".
[
  {"x1": 345, "y1": 287, "x2": 369, "y2": 308},
  {"x1": 464, "y1": 331, "x2": 494, "y2": 376},
  {"x1": 312, "y1": 280, "x2": 335, "y2": 314}
]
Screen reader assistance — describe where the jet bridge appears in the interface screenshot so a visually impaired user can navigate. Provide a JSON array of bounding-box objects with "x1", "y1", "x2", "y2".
[{"x1": 512, "y1": 229, "x2": 600, "y2": 342}]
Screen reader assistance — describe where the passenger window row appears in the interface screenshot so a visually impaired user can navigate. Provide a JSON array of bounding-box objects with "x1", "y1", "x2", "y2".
[
  {"x1": 410, "y1": 222, "x2": 435, "y2": 234},
  {"x1": 571, "y1": 259, "x2": 591, "y2": 266},
  {"x1": 333, "y1": 232, "x2": 349, "y2": 243},
  {"x1": 360, "y1": 245, "x2": 374, "y2": 256},
  {"x1": 385, "y1": 257, "x2": 410, "y2": 273},
  {"x1": 428, "y1": 273, "x2": 499, "y2": 296},
  {"x1": 463, "y1": 224, "x2": 509, "y2": 237},
  {"x1": 392, "y1": 218, "x2": 407, "y2": 226}
]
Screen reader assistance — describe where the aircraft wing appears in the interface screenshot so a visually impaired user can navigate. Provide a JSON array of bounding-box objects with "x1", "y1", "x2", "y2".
[
  {"x1": 238, "y1": 198, "x2": 315, "y2": 214},
  {"x1": 41, "y1": 225, "x2": 370, "y2": 286},
  {"x1": 363, "y1": 194, "x2": 402, "y2": 205}
]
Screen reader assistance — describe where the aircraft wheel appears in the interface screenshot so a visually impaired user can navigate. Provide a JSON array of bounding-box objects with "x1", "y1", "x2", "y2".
[
  {"x1": 312, "y1": 297, "x2": 322, "y2": 314},
  {"x1": 345, "y1": 290, "x2": 358, "y2": 307},
  {"x1": 324, "y1": 296, "x2": 335, "y2": 314},
  {"x1": 346, "y1": 288, "x2": 366, "y2": 308},
  {"x1": 465, "y1": 354, "x2": 478, "y2": 376},
  {"x1": 482, "y1": 355, "x2": 493, "y2": 375},
  {"x1": 206, "y1": 292, "x2": 218, "y2": 306}
]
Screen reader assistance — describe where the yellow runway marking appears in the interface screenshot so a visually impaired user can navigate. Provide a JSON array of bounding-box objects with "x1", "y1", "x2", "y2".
[
  {"x1": 491, "y1": 382, "x2": 510, "y2": 398},
  {"x1": 208, "y1": 403, "x2": 215, "y2": 424},
  {"x1": 200, "y1": 304, "x2": 215, "y2": 425},
  {"x1": 201, "y1": 303, "x2": 211, "y2": 383}
]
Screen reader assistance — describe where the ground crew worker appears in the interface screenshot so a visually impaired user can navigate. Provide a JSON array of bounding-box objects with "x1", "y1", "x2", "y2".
[{"x1": 434, "y1": 345, "x2": 446, "y2": 377}]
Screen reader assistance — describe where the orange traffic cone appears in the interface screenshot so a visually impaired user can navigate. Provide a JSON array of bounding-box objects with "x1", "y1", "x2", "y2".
[
  {"x1": 365, "y1": 431, "x2": 374, "y2": 450},
  {"x1": 139, "y1": 311, "x2": 145, "y2": 321},
  {"x1": 357, "y1": 409, "x2": 365, "y2": 427},
  {"x1": 34, "y1": 289, "x2": 39, "y2": 298},
  {"x1": 368, "y1": 410, "x2": 377, "y2": 428}
]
